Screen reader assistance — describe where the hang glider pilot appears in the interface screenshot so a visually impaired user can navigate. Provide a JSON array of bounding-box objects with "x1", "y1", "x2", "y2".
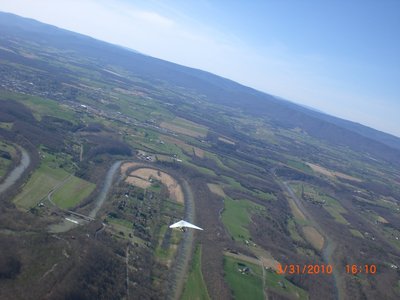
[{"x1": 169, "y1": 220, "x2": 203, "y2": 232}]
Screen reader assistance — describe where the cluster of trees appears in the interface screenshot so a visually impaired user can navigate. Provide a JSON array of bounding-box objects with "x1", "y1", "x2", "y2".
[
  {"x1": 0, "y1": 239, "x2": 21, "y2": 280},
  {"x1": 64, "y1": 245, "x2": 125, "y2": 300},
  {"x1": 0, "y1": 99, "x2": 70, "y2": 152}
]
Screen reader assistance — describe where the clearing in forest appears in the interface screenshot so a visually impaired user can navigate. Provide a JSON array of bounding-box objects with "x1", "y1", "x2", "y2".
[
  {"x1": 52, "y1": 176, "x2": 95, "y2": 209},
  {"x1": 223, "y1": 256, "x2": 264, "y2": 300},
  {"x1": 302, "y1": 226, "x2": 324, "y2": 250},
  {"x1": 207, "y1": 183, "x2": 226, "y2": 197},
  {"x1": 181, "y1": 246, "x2": 210, "y2": 300},
  {"x1": 127, "y1": 168, "x2": 184, "y2": 203}
]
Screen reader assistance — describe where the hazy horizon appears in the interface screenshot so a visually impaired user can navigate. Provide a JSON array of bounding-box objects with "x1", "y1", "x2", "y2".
[{"x1": 1, "y1": 0, "x2": 399, "y2": 137}]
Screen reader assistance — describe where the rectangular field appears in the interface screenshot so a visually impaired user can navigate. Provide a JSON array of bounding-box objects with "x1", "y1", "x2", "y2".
[
  {"x1": 223, "y1": 256, "x2": 264, "y2": 300},
  {"x1": 181, "y1": 246, "x2": 210, "y2": 300},
  {"x1": 52, "y1": 176, "x2": 95, "y2": 209},
  {"x1": 13, "y1": 165, "x2": 70, "y2": 210},
  {"x1": 160, "y1": 117, "x2": 208, "y2": 138}
]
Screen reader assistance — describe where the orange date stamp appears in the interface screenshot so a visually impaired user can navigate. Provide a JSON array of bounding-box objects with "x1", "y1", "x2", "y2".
[
  {"x1": 277, "y1": 263, "x2": 333, "y2": 275},
  {"x1": 277, "y1": 263, "x2": 378, "y2": 275}
]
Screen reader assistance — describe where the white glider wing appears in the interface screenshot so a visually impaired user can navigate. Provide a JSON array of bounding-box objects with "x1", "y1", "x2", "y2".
[{"x1": 169, "y1": 220, "x2": 203, "y2": 230}]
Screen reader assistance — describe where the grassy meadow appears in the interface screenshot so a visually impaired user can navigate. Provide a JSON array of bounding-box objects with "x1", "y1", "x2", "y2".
[{"x1": 181, "y1": 246, "x2": 210, "y2": 300}]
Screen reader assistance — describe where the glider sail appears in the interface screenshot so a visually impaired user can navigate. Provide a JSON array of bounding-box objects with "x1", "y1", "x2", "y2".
[{"x1": 169, "y1": 220, "x2": 203, "y2": 230}]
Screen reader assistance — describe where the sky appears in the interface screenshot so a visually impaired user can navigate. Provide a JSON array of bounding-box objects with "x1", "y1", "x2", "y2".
[{"x1": 1, "y1": 0, "x2": 399, "y2": 137}]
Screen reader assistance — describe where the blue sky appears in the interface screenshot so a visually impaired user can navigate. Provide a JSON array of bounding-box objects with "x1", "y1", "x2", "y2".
[{"x1": 1, "y1": 0, "x2": 399, "y2": 136}]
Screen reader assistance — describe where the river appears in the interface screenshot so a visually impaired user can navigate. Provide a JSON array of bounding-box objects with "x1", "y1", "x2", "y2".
[
  {"x1": 49, "y1": 160, "x2": 123, "y2": 233},
  {"x1": 167, "y1": 178, "x2": 196, "y2": 300},
  {"x1": 0, "y1": 146, "x2": 30, "y2": 195},
  {"x1": 48, "y1": 159, "x2": 196, "y2": 300},
  {"x1": 88, "y1": 161, "x2": 122, "y2": 219}
]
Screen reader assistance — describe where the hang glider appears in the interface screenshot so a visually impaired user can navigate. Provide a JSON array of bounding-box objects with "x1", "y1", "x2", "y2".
[{"x1": 169, "y1": 220, "x2": 203, "y2": 232}]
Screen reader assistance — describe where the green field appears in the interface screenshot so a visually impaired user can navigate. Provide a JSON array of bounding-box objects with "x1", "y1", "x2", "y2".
[
  {"x1": 264, "y1": 269, "x2": 309, "y2": 299},
  {"x1": 107, "y1": 219, "x2": 145, "y2": 244},
  {"x1": 184, "y1": 161, "x2": 217, "y2": 176},
  {"x1": 323, "y1": 196, "x2": 349, "y2": 225},
  {"x1": 167, "y1": 117, "x2": 208, "y2": 136},
  {"x1": 350, "y1": 229, "x2": 364, "y2": 238},
  {"x1": 287, "y1": 218, "x2": 305, "y2": 243},
  {"x1": 291, "y1": 182, "x2": 349, "y2": 225},
  {"x1": 221, "y1": 175, "x2": 247, "y2": 191},
  {"x1": 52, "y1": 176, "x2": 95, "y2": 209},
  {"x1": 181, "y1": 246, "x2": 210, "y2": 300},
  {"x1": 4, "y1": 91, "x2": 77, "y2": 122},
  {"x1": 13, "y1": 149, "x2": 92, "y2": 210},
  {"x1": 287, "y1": 159, "x2": 313, "y2": 173},
  {"x1": 13, "y1": 164, "x2": 69, "y2": 209},
  {"x1": 204, "y1": 152, "x2": 234, "y2": 172},
  {"x1": 221, "y1": 197, "x2": 264, "y2": 242},
  {"x1": 155, "y1": 224, "x2": 182, "y2": 263},
  {"x1": 107, "y1": 216, "x2": 132, "y2": 228},
  {"x1": 253, "y1": 189, "x2": 276, "y2": 201},
  {"x1": 223, "y1": 256, "x2": 264, "y2": 300},
  {"x1": 221, "y1": 175, "x2": 275, "y2": 201}
]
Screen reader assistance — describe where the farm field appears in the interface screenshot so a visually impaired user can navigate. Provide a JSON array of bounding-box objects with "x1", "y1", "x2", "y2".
[
  {"x1": 127, "y1": 168, "x2": 184, "y2": 203},
  {"x1": 13, "y1": 164, "x2": 69, "y2": 210},
  {"x1": 223, "y1": 256, "x2": 264, "y2": 300},
  {"x1": 12, "y1": 149, "x2": 80, "y2": 210},
  {"x1": 160, "y1": 117, "x2": 208, "y2": 138},
  {"x1": 306, "y1": 162, "x2": 362, "y2": 182},
  {"x1": 3, "y1": 90, "x2": 77, "y2": 122},
  {"x1": 207, "y1": 183, "x2": 226, "y2": 197},
  {"x1": 221, "y1": 197, "x2": 264, "y2": 242},
  {"x1": 181, "y1": 246, "x2": 210, "y2": 300},
  {"x1": 264, "y1": 269, "x2": 309, "y2": 300},
  {"x1": 302, "y1": 226, "x2": 325, "y2": 251},
  {"x1": 52, "y1": 176, "x2": 95, "y2": 209},
  {"x1": 1, "y1": 12, "x2": 400, "y2": 300},
  {"x1": 154, "y1": 224, "x2": 182, "y2": 266},
  {"x1": 290, "y1": 182, "x2": 350, "y2": 225}
]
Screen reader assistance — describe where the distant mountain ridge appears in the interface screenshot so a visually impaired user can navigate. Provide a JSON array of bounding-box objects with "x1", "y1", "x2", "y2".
[{"x1": 1, "y1": 11, "x2": 399, "y2": 164}]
